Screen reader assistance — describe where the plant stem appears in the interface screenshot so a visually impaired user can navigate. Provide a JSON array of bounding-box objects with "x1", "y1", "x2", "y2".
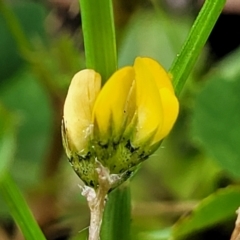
[
  {"x1": 82, "y1": 162, "x2": 120, "y2": 240},
  {"x1": 0, "y1": 173, "x2": 46, "y2": 240},
  {"x1": 88, "y1": 186, "x2": 108, "y2": 240},
  {"x1": 79, "y1": 0, "x2": 117, "y2": 83},
  {"x1": 101, "y1": 183, "x2": 131, "y2": 240},
  {"x1": 169, "y1": 0, "x2": 226, "y2": 96}
]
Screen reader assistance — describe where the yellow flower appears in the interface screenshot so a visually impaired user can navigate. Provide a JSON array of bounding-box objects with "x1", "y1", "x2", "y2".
[{"x1": 62, "y1": 57, "x2": 179, "y2": 189}]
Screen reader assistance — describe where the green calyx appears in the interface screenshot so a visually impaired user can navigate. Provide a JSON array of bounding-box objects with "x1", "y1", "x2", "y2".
[{"x1": 62, "y1": 124, "x2": 152, "y2": 190}]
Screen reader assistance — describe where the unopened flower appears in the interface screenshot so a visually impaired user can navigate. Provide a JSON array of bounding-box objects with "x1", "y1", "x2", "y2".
[{"x1": 62, "y1": 57, "x2": 179, "y2": 189}]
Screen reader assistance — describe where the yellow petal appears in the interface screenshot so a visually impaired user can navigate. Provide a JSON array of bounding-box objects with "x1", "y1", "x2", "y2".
[
  {"x1": 63, "y1": 69, "x2": 101, "y2": 153},
  {"x1": 153, "y1": 88, "x2": 179, "y2": 143},
  {"x1": 135, "y1": 57, "x2": 179, "y2": 144},
  {"x1": 93, "y1": 67, "x2": 135, "y2": 142},
  {"x1": 139, "y1": 57, "x2": 175, "y2": 93},
  {"x1": 132, "y1": 57, "x2": 164, "y2": 145}
]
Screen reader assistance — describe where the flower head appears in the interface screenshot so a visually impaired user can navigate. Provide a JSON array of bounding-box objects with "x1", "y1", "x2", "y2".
[{"x1": 62, "y1": 57, "x2": 179, "y2": 189}]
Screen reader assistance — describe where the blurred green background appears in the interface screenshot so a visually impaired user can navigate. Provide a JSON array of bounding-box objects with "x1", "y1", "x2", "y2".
[{"x1": 0, "y1": 0, "x2": 240, "y2": 239}]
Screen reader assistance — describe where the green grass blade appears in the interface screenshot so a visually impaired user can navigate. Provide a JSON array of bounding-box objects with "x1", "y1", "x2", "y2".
[
  {"x1": 0, "y1": 105, "x2": 15, "y2": 182},
  {"x1": 101, "y1": 183, "x2": 131, "y2": 240},
  {"x1": 79, "y1": 0, "x2": 117, "y2": 83},
  {"x1": 0, "y1": 173, "x2": 46, "y2": 240},
  {"x1": 169, "y1": 0, "x2": 226, "y2": 96}
]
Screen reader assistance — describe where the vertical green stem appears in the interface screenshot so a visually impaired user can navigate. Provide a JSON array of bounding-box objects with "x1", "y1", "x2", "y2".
[
  {"x1": 0, "y1": 173, "x2": 46, "y2": 240},
  {"x1": 101, "y1": 183, "x2": 131, "y2": 240},
  {"x1": 169, "y1": 0, "x2": 226, "y2": 96},
  {"x1": 79, "y1": 0, "x2": 117, "y2": 83}
]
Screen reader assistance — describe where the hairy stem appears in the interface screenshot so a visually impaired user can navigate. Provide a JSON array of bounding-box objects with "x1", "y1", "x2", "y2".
[
  {"x1": 82, "y1": 162, "x2": 121, "y2": 240},
  {"x1": 88, "y1": 187, "x2": 108, "y2": 240}
]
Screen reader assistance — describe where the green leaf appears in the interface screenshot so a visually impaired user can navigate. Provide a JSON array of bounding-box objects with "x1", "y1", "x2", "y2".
[
  {"x1": 172, "y1": 186, "x2": 240, "y2": 239},
  {"x1": 192, "y1": 48, "x2": 240, "y2": 178},
  {"x1": 0, "y1": 104, "x2": 15, "y2": 182}
]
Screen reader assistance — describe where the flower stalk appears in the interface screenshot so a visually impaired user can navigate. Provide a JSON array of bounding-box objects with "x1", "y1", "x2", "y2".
[
  {"x1": 81, "y1": 162, "x2": 122, "y2": 240},
  {"x1": 88, "y1": 189, "x2": 105, "y2": 240}
]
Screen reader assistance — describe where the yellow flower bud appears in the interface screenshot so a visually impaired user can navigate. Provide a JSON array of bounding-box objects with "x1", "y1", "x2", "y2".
[
  {"x1": 62, "y1": 57, "x2": 179, "y2": 189},
  {"x1": 63, "y1": 69, "x2": 101, "y2": 157}
]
